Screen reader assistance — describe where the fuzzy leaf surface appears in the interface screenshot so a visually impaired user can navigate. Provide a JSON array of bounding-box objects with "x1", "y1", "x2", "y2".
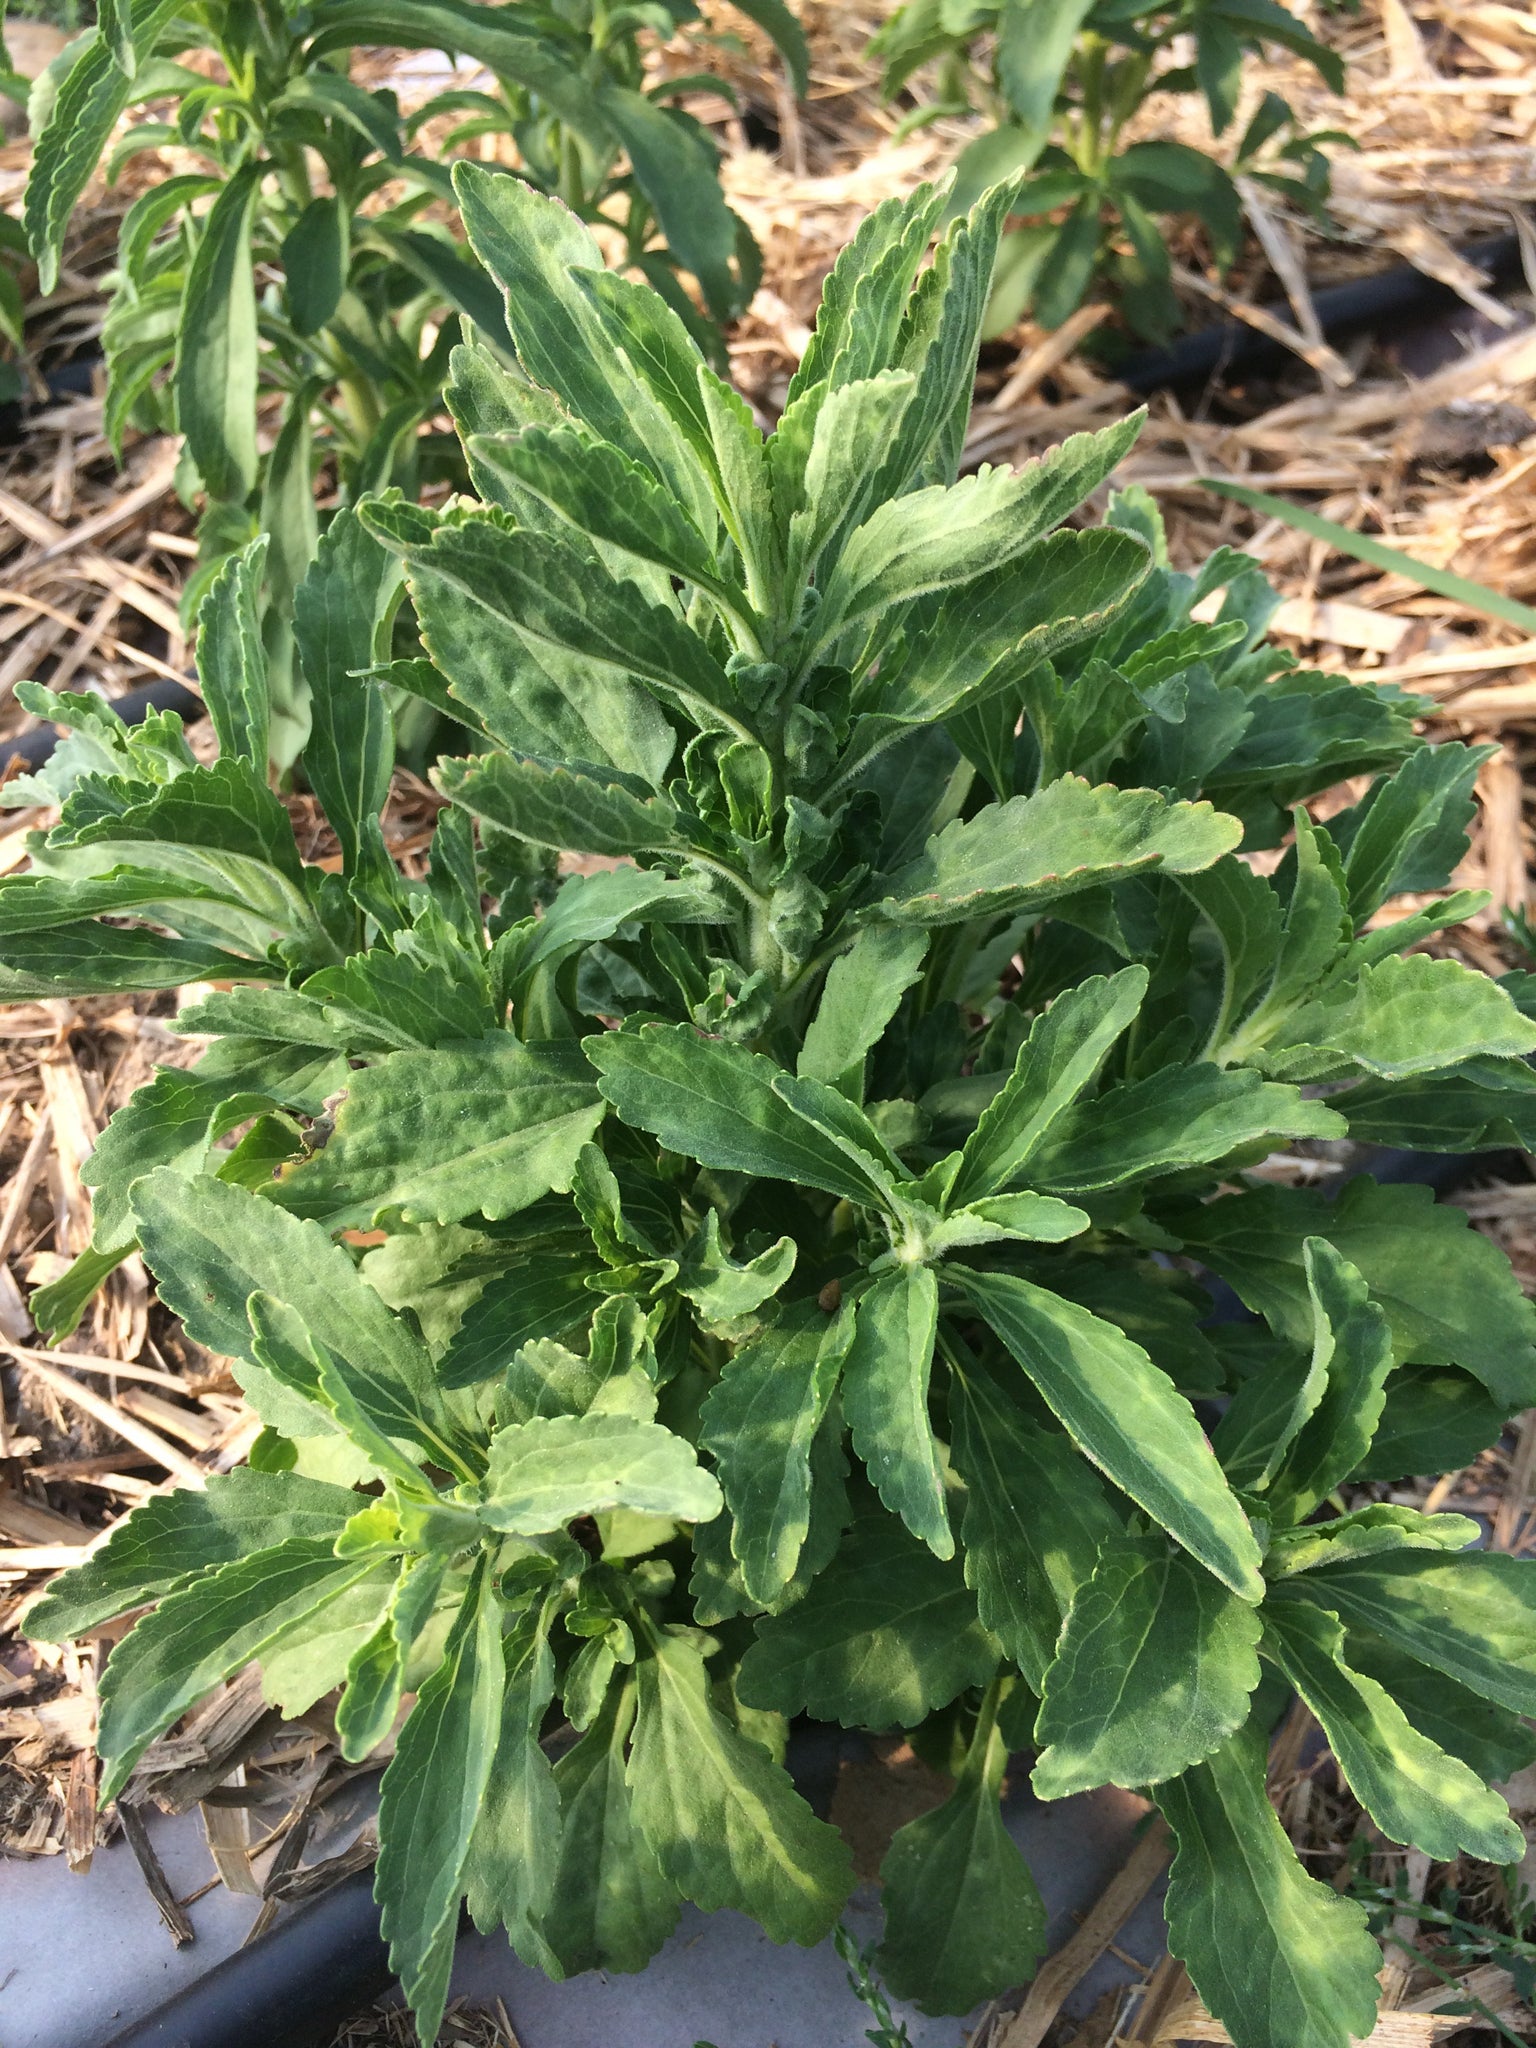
[
  {"x1": 272, "y1": 1039, "x2": 604, "y2": 1230},
  {"x1": 875, "y1": 779, "x2": 1240, "y2": 927}
]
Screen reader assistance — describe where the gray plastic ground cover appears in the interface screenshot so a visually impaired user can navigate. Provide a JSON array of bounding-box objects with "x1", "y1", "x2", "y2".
[{"x1": 0, "y1": 1777, "x2": 1167, "y2": 2048}]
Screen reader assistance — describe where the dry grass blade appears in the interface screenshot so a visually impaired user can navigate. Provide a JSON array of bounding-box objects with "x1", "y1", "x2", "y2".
[
  {"x1": 117, "y1": 1801, "x2": 196, "y2": 1947},
  {"x1": 996, "y1": 1814, "x2": 1171, "y2": 2048}
]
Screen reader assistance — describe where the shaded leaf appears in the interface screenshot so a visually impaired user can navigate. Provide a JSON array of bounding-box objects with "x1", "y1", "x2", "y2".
[
  {"x1": 628, "y1": 1628, "x2": 853, "y2": 1944},
  {"x1": 737, "y1": 1509, "x2": 999, "y2": 1728}
]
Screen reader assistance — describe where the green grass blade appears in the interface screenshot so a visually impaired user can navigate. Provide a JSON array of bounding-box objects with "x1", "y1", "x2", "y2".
[{"x1": 1199, "y1": 478, "x2": 1536, "y2": 638}]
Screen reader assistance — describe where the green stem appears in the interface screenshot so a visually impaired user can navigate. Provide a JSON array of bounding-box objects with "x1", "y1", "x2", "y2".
[{"x1": 557, "y1": 126, "x2": 585, "y2": 212}]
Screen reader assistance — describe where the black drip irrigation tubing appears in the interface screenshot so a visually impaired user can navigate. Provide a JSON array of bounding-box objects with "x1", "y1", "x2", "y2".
[
  {"x1": 1113, "y1": 230, "x2": 1525, "y2": 393},
  {"x1": 0, "y1": 675, "x2": 202, "y2": 775},
  {"x1": 99, "y1": 1866, "x2": 392, "y2": 2048}
]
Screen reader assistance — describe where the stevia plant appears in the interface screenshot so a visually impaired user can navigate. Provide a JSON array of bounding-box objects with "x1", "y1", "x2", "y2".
[
  {"x1": 22, "y1": 0, "x2": 803, "y2": 762},
  {"x1": 18, "y1": 172, "x2": 1536, "y2": 2048},
  {"x1": 870, "y1": 0, "x2": 1348, "y2": 341}
]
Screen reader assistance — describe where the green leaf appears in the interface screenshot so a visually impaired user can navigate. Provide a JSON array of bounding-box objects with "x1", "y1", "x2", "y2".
[
  {"x1": 1175, "y1": 1176, "x2": 1536, "y2": 1409},
  {"x1": 196, "y1": 537, "x2": 270, "y2": 770},
  {"x1": 737, "y1": 1508, "x2": 999, "y2": 1728},
  {"x1": 479, "y1": 1413, "x2": 722, "y2": 1533},
  {"x1": 1033, "y1": 195, "x2": 1102, "y2": 329},
  {"x1": 1265, "y1": 1239, "x2": 1394, "y2": 1526},
  {"x1": 438, "y1": 754, "x2": 684, "y2": 862},
  {"x1": 25, "y1": 0, "x2": 179, "y2": 294},
  {"x1": 130, "y1": 1169, "x2": 455, "y2": 1450},
  {"x1": 814, "y1": 417, "x2": 1143, "y2": 644},
  {"x1": 29, "y1": 1243, "x2": 130, "y2": 1342},
  {"x1": 674, "y1": 1210, "x2": 797, "y2": 1324},
  {"x1": 439, "y1": 1255, "x2": 599, "y2": 1391},
  {"x1": 176, "y1": 160, "x2": 260, "y2": 503},
  {"x1": 842, "y1": 1265, "x2": 950, "y2": 1557},
  {"x1": 450, "y1": 165, "x2": 716, "y2": 533},
  {"x1": 1355, "y1": 1364, "x2": 1507, "y2": 1483},
  {"x1": 98, "y1": 0, "x2": 137, "y2": 77},
  {"x1": 1335, "y1": 1060, "x2": 1536, "y2": 1155},
  {"x1": 78, "y1": 1054, "x2": 316, "y2": 1259},
  {"x1": 272, "y1": 1038, "x2": 604, "y2": 1230},
  {"x1": 1157, "y1": 1722, "x2": 1383, "y2": 2048},
  {"x1": 246, "y1": 1291, "x2": 464, "y2": 1490},
  {"x1": 295, "y1": 507, "x2": 403, "y2": 875},
  {"x1": 399, "y1": 520, "x2": 677, "y2": 789},
  {"x1": 1339, "y1": 742, "x2": 1488, "y2": 918},
  {"x1": 463, "y1": 1594, "x2": 564, "y2": 1968},
  {"x1": 875, "y1": 779, "x2": 1240, "y2": 927},
  {"x1": 1026, "y1": 1064, "x2": 1343, "y2": 1193},
  {"x1": 957, "y1": 1268, "x2": 1264, "y2": 1601},
  {"x1": 1343, "y1": 1630, "x2": 1536, "y2": 1785},
  {"x1": 1265, "y1": 953, "x2": 1536, "y2": 1082},
  {"x1": 258, "y1": 1557, "x2": 401, "y2": 1718},
  {"x1": 543, "y1": 1680, "x2": 681, "y2": 1976},
  {"x1": 1280, "y1": 1549, "x2": 1536, "y2": 1716},
  {"x1": 336, "y1": 1553, "x2": 449, "y2": 1762},
  {"x1": 783, "y1": 370, "x2": 917, "y2": 595},
  {"x1": 724, "y1": 0, "x2": 810, "y2": 96},
  {"x1": 864, "y1": 533, "x2": 1149, "y2": 751},
  {"x1": 374, "y1": 508, "x2": 733, "y2": 736},
  {"x1": 596, "y1": 87, "x2": 741, "y2": 322},
  {"x1": 949, "y1": 967, "x2": 1147, "y2": 1205},
  {"x1": 1262, "y1": 1600, "x2": 1522, "y2": 1864},
  {"x1": 468, "y1": 426, "x2": 730, "y2": 602},
  {"x1": 628, "y1": 1627, "x2": 853, "y2": 1944},
  {"x1": 1032, "y1": 1533, "x2": 1262, "y2": 1797},
  {"x1": 376, "y1": 1554, "x2": 505, "y2": 2046},
  {"x1": 282, "y1": 196, "x2": 347, "y2": 337},
  {"x1": 1265, "y1": 1504, "x2": 1478, "y2": 1578},
  {"x1": 495, "y1": 1322, "x2": 650, "y2": 1428},
  {"x1": 947, "y1": 1365, "x2": 1122, "y2": 1690},
  {"x1": 586, "y1": 1024, "x2": 898, "y2": 1210},
  {"x1": 25, "y1": 1468, "x2": 357, "y2": 1643},
  {"x1": 996, "y1": 0, "x2": 1097, "y2": 139},
  {"x1": 511, "y1": 867, "x2": 712, "y2": 1005},
  {"x1": 698, "y1": 1303, "x2": 849, "y2": 1606},
  {"x1": 95, "y1": 1535, "x2": 379, "y2": 1802},
  {"x1": 1211, "y1": 1346, "x2": 1325, "y2": 1497},
  {"x1": 799, "y1": 925, "x2": 929, "y2": 1096},
  {"x1": 876, "y1": 1683, "x2": 1046, "y2": 2015},
  {"x1": 0, "y1": 918, "x2": 265, "y2": 1000}
]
